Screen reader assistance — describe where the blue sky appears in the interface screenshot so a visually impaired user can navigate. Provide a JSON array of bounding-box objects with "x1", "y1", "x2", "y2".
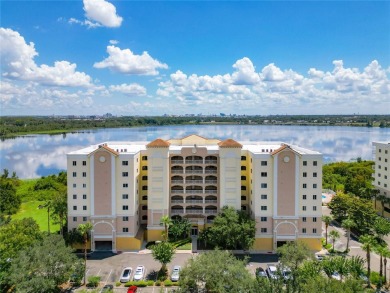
[{"x1": 1, "y1": 1, "x2": 389, "y2": 116}]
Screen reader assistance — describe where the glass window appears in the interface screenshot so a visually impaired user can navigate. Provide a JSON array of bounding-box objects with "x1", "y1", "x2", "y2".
[
  {"x1": 313, "y1": 161, "x2": 318, "y2": 166},
  {"x1": 142, "y1": 156, "x2": 148, "y2": 161},
  {"x1": 122, "y1": 161, "x2": 128, "y2": 166},
  {"x1": 241, "y1": 156, "x2": 246, "y2": 161},
  {"x1": 303, "y1": 217, "x2": 307, "y2": 222},
  {"x1": 313, "y1": 194, "x2": 317, "y2": 200},
  {"x1": 73, "y1": 206, "x2": 77, "y2": 210},
  {"x1": 83, "y1": 217, "x2": 87, "y2": 221},
  {"x1": 302, "y1": 228, "x2": 306, "y2": 233},
  {"x1": 142, "y1": 166, "x2": 148, "y2": 170},
  {"x1": 261, "y1": 183, "x2": 267, "y2": 188},
  {"x1": 261, "y1": 161, "x2": 267, "y2": 166},
  {"x1": 123, "y1": 205, "x2": 129, "y2": 210},
  {"x1": 241, "y1": 166, "x2": 246, "y2": 170},
  {"x1": 261, "y1": 228, "x2": 267, "y2": 233},
  {"x1": 261, "y1": 217, "x2": 267, "y2": 222},
  {"x1": 123, "y1": 183, "x2": 128, "y2": 188},
  {"x1": 261, "y1": 206, "x2": 267, "y2": 211},
  {"x1": 73, "y1": 217, "x2": 77, "y2": 222},
  {"x1": 302, "y1": 194, "x2": 307, "y2": 200},
  {"x1": 83, "y1": 194, "x2": 87, "y2": 199},
  {"x1": 241, "y1": 195, "x2": 247, "y2": 200},
  {"x1": 73, "y1": 194, "x2": 77, "y2": 199},
  {"x1": 261, "y1": 172, "x2": 267, "y2": 177},
  {"x1": 122, "y1": 172, "x2": 128, "y2": 177},
  {"x1": 82, "y1": 172, "x2": 86, "y2": 177},
  {"x1": 123, "y1": 228, "x2": 129, "y2": 232},
  {"x1": 83, "y1": 206, "x2": 87, "y2": 210},
  {"x1": 261, "y1": 194, "x2": 267, "y2": 200},
  {"x1": 82, "y1": 161, "x2": 86, "y2": 166},
  {"x1": 122, "y1": 194, "x2": 128, "y2": 199},
  {"x1": 72, "y1": 161, "x2": 76, "y2": 166},
  {"x1": 123, "y1": 216, "x2": 129, "y2": 221},
  {"x1": 303, "y1": 172, "x2": 307, "y2": 177},
  {"x1": 302, "y1": 206, "x2": 306, "y2": 211},
  {"x1": 303, "y1": 161, "x2": 307, "y2": 166},
  {"x1": 72, "y1": 172, "x2": 77, "y2": 177}
]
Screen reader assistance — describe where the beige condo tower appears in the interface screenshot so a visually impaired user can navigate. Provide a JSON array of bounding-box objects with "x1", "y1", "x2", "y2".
[{"x1": 67, "y1": 134, "x2": 323, "y2": 252}]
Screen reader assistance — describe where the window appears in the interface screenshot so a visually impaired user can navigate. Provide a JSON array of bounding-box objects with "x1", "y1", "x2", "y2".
[
  {"x1": 313, "y1": 206, "x2": 317, "y2": 211},
  {"x1": 142, "y1": 195, "x2": 148, "y2": 200},
  {"x1": 73, "y1": 183, "x2": 76, "y2": 188},
  {"x1": 313, "y1": 194, "x2": 317, "y2": 200},
  {"x1": 72, "y1": 172, "x2": 77, "y2": 177},
  {"x1": 303, "y1": 183, "x2": 307, "y2": 188},
  {"x1": 261, "y1": 217, "x2": 267, "y2": 222},
  {"x1": 261, "y1": 161, "x2": 268, "y2": 166},
  {"x1": 82, "y1": 172, "x2": 86, "y2": 177},
  {"x1": 82, "y1": 161, "x2": 86, "y2": 166},
  {"x1": 241, "y1": 176, "x2": 246, "y2": 180},
  {"x1": 122, "y1": 161, "x2": 128, "y2": 166},
  {"x1": 303, "y1": 172, "x2": 307, "y2": 177},
  {"x1": 313, "y1": 217, "x2": 317, "y2": 222},
  {"x1": 123, "y1": 205, "x2": 129, "y2": 210},
  {"x1": 261, "y1": 183, "x2": 267, "y2": 188},
  {"x1": 122, "y1": 172, "x2": 128, "y2": 177},
  {"x1": 72, "y1": 161, "x2": 77, "y2": 166},
  {"x1": 142, "y1": 205, "x2": 148, "y2": 210},
  {"x1": 241, "y1": 156, "x2": 246, "y2": 161},
  {"x1": 261, "y1": 228, "x2": 267, "y2": 233},
  {"x1": 261, "y1": 206, "x2": 267, "y2": 211},
  {"x1": 303, "y1": 217, "x2": 307, "y2": 222},
  {"x1": 313, "y1": 172, "x2": 317, "y2": 177},
  {"x1": 303, "y1": 161, "x2": 307, "y2": 166},
  {"x1": 241, "y1": 195, "x2": 247, "y2": 200},
  {"x1": 241, "y1": 166, "x2": 246, "y2": 170},
  {"x1": 142, "y1": 166, "x2": 148, "y2": 170},
  {"x1": 122, "y1": 194, "x2": 128, "y2": 199},
  {"x1": 313, "y1": 228, "x2": 317, "y2": 234},
  {"x1": 313, "y1": 161, "x2": 318, "y2": 166},
  {"x1": 83, "y1": 183, "x2": 86, "y2": 188},
  {"x1": 142, "y1": 186, "x2": 148, "y2": 190},
  {"x1": 379, "y1": 157, "x2": 382, "y2": 161},
  {"x1": 302, "y1": 206, "x2": 306, "y2": 211},
  {"x1": 241, "y1": 206, "x2": 247, "y2": 211},
  {"x1": 73, "y1": 194, "x2": 77, "y2": 199},
  {"x1": 123, "y1": 183, "x2": 128, "y2": 188},
  {"x1": 142, "y1": 215, "x2": 148, "y2": 220},
  {"x1": 261, "y1": 172, "x2": 267, "y2": 177},
  {"x1": 142, "y1": 156, "x2": 148, "y2": 161},
  {"x1": 386, "y1": 150, "x2": 388, "y2": 154},
  {"x1": 73, "y1": 206, "x2": 77, "y2": 210},
  {"x1": 241, "y1": 186, "x2": 246, "y2": 191},
  {"x1": 302, "y1": 228, "x2": 307, "y2": 233},
  {"x1": 123, "y1": 216, "x2": 129, "y2": 221},
  {"x1": 123, "y1": 228, "x2": 129, "y2": 233},
  {"x1": 261, "y1": 194, "x2": 267, "y2": 200},
  {"x1": 83, "y1": 194, "x2": 87, "y2": 199},
  {"x1": 313, "y1": 184, "x2": 317, "y2": 189},
  {"x1": 302, "y1": 194, "x2": 307, "y2": 200},
  {"x1": 83, "y1": 217, "x2": 87, "y2": 221},
  {"x1": 142, "y1": 176, "x2": 148, "y2": 180},
  {"x1": 83, "y1": 206, "x2": 87, "y2": 210}
]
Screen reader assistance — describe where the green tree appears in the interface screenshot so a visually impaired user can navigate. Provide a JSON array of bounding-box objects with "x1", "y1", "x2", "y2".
[
  {"x1": 300, "y1": 276, "x2": 366, "y2": 293},
  {"x1": 375, "y1": 244, "x2": 389, "y2": 278},
  {"x1": 382, "y1": 246, "x2": 390, "y2": 285},
  {"x1": 151, "y1": 241, "x2": 175, "y2": 272},
  {"x1": 377, "y1": 195, "x2": 390, "y2": 217},
  {"x1": 8, "y1": 234, "x2": 82, "y2": 293},
  {"x1": 329, "y1": 230, "x2": 340, "y2": 251},
  {"x1": 373, "y1": 216, "x2": 390, "y2": 243},
  {"x1": 179, "y1": 250, "x2": 256, "y2": 293},
  {"x1": 0, "y1": 218, "x2": 43, "y2": 291},
  {"x1": 77, "y1": 222, "x2": 93, "y2": 285},
  {"x1": 206, "y1": 206, "x2": 256, "y2": 250},
  {"x1": 347, "y1": 256, "x2": 366, "y2": 280},
  {"x1": 322, "y1": 215, "x2": 333, "y2": 246},
  {"x1": 360, "y1": 234, "x2": 377, "y2": 287},
  {"x1": 341, "y1": 218, "x2": 355, "y2": 252},
  {"x1": 0, "y1": 178, "x2": 21, "y2": 221},
  {"x1": 160, "y1": 215, "x2": 172, "y2": 241},
  {"x1": 50, "y1": 191, "x2": 67, "y2": 235},
  {"x1": 169, "y1": 218, "x2": 191, "y2": 241}
]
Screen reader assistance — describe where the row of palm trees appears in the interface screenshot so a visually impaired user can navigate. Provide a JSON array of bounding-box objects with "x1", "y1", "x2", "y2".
[{"x1": 322, "y1": 215, "x2": 390, "y2": 287}]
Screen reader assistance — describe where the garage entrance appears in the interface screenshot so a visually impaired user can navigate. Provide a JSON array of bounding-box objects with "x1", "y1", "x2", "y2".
[{"x1": 95, "y1": 241, "x2": 112, "y2": 251}]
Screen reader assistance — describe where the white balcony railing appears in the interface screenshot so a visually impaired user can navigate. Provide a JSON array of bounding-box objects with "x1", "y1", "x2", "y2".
[
  {"x1": 186, "y1": 199, "x2": 203, "y2": 204},
  {"x1": 205, "y1": 160, "x2": 218, "y2": 164},
  {"x1": 186, "y1": 170, "x2": 203, "y2": 174},
  {"x1": 186, "y1": 160, "x2": 203, "y2": 164},
  {"x1": 186, "y1": 190, "x2": 203, "y2": 194},
  {"x1": 171, "y1": 190, "x2": 184, "y2": 194},
  {"x1": 205, "y1": 199, "x2": 217, "y2": 203},
  {"x1": 171, "y1": 170, "x2": 183, "y2": 174},
  {"x1": 171, "y1": 160, "x2": 184, "y2": 164},
  {"x1": 205, "y1": 190, "x2": 217, "y2": 194},
  {"x1": 186, "y1": 180, "x2": 203, "y2": 184},
  {"x1": 205, "y1": 180, "x2": 217, "y2": 184},
  {"x1": 171, "y1": 209, "x2": 184, "y2": 214},
  {"x1": 186, "y1": 209, "x2": 204, "y2": 214},
  {"x1": 171, "y1": 200, "x2": 184, "y2": 204},
  {"x1": 205, "y1": 170, "x2": 217, "y2": 174},
  {"x1": 205, "y1": 210, "x2": 218, "y2": 214},
  {"x1": 171, "y1": 180, "x2": 184, "y2": 184}
]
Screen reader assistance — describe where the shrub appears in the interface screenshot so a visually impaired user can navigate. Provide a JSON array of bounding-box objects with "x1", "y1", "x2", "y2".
[
  {"x1": 155, "y1": 280, "x2": 161, "y2": 286},
  {"x1": 124, "y1": 281, "x2": 135, "y2": 287},
  {"x1": 164, "y1": 279, "x2": 173, "y2": 287},
  {"x1": 157, "y1": 267, "x2": 168, "y2": 281},
  {"x1": 147, "y1": 280, "x2": 154, "y2": 286},
  {"x1": 136, "y1": 280, "x2": 148, "y2": 287},
  {"x1": 115, "y1": 281, "x2": 122, "y2": 287},
  {"x1": 87, "y1": 275, "x2": 101, "y2": 287},
  {"x1": 370, "y1": 271, "x2": 385, "y2": 287},
  {"x1": 172, "y1": 281, "x2": 179, "y2": 286}
]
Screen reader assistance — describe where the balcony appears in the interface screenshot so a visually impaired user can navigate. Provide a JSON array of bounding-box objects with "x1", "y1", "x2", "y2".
[
  {"x1": 171, "y1": 209, "x2": 184, "y2": 215},
  {"x1": 171, "y1": 160, "x2": 184, "y2": 164},
  {"x1": 205, "y1": 180, "x2": 217, "y2": 184},
  {"x1": 186, "y1": 170, "x2": 203, "y2": 174},
  {"x1": 186, "y1": 199, "x2": 204, "y2": 204},
  {"x1": 205, "y1": 170, "x2": 217, "y2": 174},
  {"x1": 205, "y1": 199, "x2": 217, "y2": 203},
  {"x1": 171, "y1": 199, "x2": 184, "y2": 204},
  {"x1": 186, "y1": 209, "x2": 204, "y2": 214},
  {"x1": 186, "y1": 160, "x2": 204, "y2": 164},
  {"x1": 171, "y1": 180, "x2": 184, "y2": 184},
  {"x1": 205, "y1": 190, "x2": 218, "y2": 194},
  {"x1": 186, "y1": 190, "x2": 203, "y2": 194},
  {"x1": 205, "y1": 160, "x2": 218, "y2": 164},
  {"x1": 186, "y1": 180, "x2": 203, "y2": 184},
  {"x1": 171, "y1": 190, "x2": 184, "y2": 194}
]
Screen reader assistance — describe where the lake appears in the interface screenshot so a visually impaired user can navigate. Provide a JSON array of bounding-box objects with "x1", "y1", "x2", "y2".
[{"x1": 1, "y1": 125, "x2": 389, "y2": 178}]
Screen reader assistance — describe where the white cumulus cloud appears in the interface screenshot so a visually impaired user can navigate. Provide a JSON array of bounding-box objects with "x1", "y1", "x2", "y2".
[
  {"x1": 83, "y1": 0, "x2": 123, "y2": 28},
  {"x1": 94, "y1": 45, "x2": 168, "y2": 75},
  {"x1": 109, "y1": 83, "x2": 147, "y2": 96},
  {"x1": 0, "y1": 28, "x2": 92, "y2": 87}
]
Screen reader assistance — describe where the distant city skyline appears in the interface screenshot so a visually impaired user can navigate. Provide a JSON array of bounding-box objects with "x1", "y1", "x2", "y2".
[{"x1": 1, "y1": 1, "x2": 389, "y2": 116}]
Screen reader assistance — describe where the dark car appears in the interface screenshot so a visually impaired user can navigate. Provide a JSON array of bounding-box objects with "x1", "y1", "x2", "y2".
[
  {"x1": 127, "y1": 285, "x2": 138, "y2": 293},
  {"x1": 256, "y1": 267, "x2": 267, "y2": 279},
  {"x1": 101, "y1": 284, "x2": 114, "y2": 293}
]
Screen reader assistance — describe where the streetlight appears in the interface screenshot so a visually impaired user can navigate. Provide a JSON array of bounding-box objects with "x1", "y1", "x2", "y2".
[{"x1": 38, "y1": 202, "x2": 51, "y2": 234}]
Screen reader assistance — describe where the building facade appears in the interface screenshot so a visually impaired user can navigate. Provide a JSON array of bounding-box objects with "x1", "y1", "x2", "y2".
[
  {"x1": 372, "y1": 142, "x2": 390, "y2": 218},
  {"x1": 67, "y1": 135, "x2": 323, "y2": 252}
]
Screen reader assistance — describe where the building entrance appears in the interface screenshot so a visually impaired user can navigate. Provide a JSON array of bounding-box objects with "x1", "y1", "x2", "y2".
[
  {"x1": 95, "y1": 241, "x2": 112, "y2": 251},
  {"x1": 191, "y1": 227, "x2": 198, "y2": 236}
]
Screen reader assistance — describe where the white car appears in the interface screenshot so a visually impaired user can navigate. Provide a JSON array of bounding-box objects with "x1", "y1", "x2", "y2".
[
  {"x1": 133, "y1": 265, "x2": 145, "y2": 281},
  {"x1": 266, "y1": 264, "x2": 278, "y2": 280},
  {"x1": 120, "y1": 267, "x2": 132, "y2": 283},
  {"x1": 171, "y1": 265, "x2": 181, "y2": 281}
]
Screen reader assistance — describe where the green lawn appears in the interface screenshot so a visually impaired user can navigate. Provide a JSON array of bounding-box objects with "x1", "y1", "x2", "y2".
[{"x1": 13, "y1": 200, "x2": 59, "y2": 232}]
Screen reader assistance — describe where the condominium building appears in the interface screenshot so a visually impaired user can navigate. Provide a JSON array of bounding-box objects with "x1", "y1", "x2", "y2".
[
  {"x1": 372, "y1": 142, "x2": 390, "y2": 218},
  {"x1": 67, "y1": 134, "x2": 323, "y2": 252}
]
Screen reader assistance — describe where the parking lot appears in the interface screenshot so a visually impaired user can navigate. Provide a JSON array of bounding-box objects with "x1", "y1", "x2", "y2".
[{"x1": 74, "y1": 251, "x2": 280, "y2": 292}]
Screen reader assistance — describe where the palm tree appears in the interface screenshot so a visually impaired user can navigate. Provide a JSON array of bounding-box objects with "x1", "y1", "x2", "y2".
[
  {"x1": 341, "y1": 218, "x2": 355, "y2": 252},
  {"x1": 382, "y1": 246, "x2": 390, "y2": 285},
  {"x1": 347, "y1": 255, "x2": 365, "y2": 280},
  {"x1": 322, "y1": 215, "x2": 333, "y2": 246},
  {"x1": 375, "y1": 244, "x2": 389, "y2": 278},
  {"x1": 329, "y1": 230, "x2": 340, "y2": 252},
  {"x1": 360, "y1": 234, "x2": 377, "y2": 287},
  {"x1": 371, "y1": 188, "x2": 380, "y2": 210},
  {"x1": 160, "y1": 215, "x2": 172, "y2": 241},
  {"x1": 77, "y1": 222, "x2": 93, "y2": 285},
  {"x1": 373, "y1": 216, "x2": 390, "y2": 245}
]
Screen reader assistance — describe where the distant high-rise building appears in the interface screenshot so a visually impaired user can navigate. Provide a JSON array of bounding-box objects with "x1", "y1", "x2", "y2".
[
  {"x1": 372, "y1": 142, "x2": 390, "y2": 218},
  {"x1": 67, "y1": 135, "x2": 323, "y2": 252}
]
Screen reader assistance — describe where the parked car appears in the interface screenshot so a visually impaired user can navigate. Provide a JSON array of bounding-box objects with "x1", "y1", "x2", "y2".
[
  {"x1": 127, "y1": 285, "x2": 138, "y2": 293},
  {"x1": 133, "y1": 265, "x2": 145, "y2": 281},
  {"x1": 101, "y1": 284, "x2": 114, "y2": 293},
  {"x1": 282, "y1": 268, "x2": 292, "y2": 281},
  {"x1": 331, "y1": 272, "x2": 341, "y2": 281},
  {"x1": 120, "y1": 267, "x2": 133, "y2": 283},
  {"x1": 255, "y1": 267, "x2": 267, "y2": 279},
  {"x1": 266, "y1": 264, "x2": 278, "y2": 280},
  {"x1": 171, "y1": 265, "x2": 181, "y2": 281}
]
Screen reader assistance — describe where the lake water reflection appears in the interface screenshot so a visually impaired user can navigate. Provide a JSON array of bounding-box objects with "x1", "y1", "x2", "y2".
[{"x1": 1, "y1": 125, "x2": 389, "y2": 178}]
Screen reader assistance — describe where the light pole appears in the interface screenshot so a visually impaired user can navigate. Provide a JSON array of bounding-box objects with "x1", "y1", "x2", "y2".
[{"x1": 38, "y1": 202, "x2": 50, "y2": 234}]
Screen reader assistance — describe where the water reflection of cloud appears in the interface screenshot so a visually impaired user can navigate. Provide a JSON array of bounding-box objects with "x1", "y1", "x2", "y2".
[{"x1": 2, "y1": 126, "x2": 389, "y2": 178}]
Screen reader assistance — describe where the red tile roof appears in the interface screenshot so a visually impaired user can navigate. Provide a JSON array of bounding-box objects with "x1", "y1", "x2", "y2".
[
  {"x1": 218, "y1": 139, "x2": 243, "y2": 148},
  {"x1": 89, "y1": 144, "x2": 119, "y2": 156},
  {"x1": 146, "y1": 138, "x2": 171, "y2": 148}
]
